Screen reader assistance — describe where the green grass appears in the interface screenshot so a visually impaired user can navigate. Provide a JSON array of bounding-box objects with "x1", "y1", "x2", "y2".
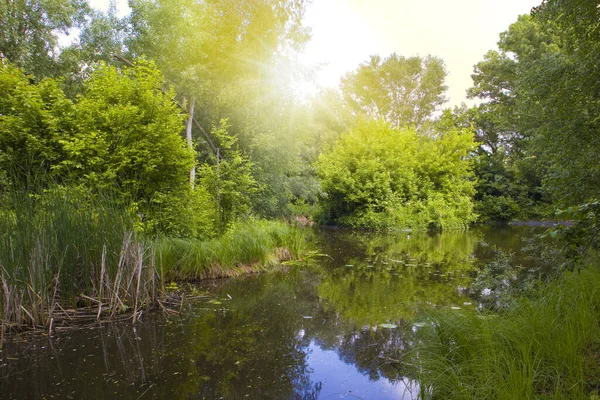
[
  {"x1": 408, "y1": 267, "x2": 600, "y2": 399},
  {"x1": 156, "y1": 219, "x2": 308, "y2": 280}
]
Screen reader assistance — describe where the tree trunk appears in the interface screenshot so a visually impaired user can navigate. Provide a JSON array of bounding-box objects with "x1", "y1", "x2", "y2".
[{"x1": 186, "y1": 98, "x2": 196, "y2": 189}]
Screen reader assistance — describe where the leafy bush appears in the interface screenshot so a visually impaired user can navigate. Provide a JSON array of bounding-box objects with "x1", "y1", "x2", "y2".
[{"x1": 316, "y1": 120, "x2": 477, "y2": 230}]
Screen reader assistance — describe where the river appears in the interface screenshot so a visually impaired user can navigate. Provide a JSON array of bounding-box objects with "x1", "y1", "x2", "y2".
[{"x1": 0, "y1": 225, "x2": 543, "y2": 399}]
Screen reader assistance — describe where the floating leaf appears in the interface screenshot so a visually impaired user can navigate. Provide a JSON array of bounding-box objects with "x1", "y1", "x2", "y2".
[{"x1": 379, "y1": 323, "x2": 398, "y2": 329}]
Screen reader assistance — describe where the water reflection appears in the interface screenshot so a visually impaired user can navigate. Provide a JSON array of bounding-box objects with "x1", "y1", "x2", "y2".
[
  {"x1": 0, "y1": 226, "x2": 539, "y2": 399},
  {"x1": 306, "y1": 340, "x2": 416, "y2": 399},
  {"x1": 316, "y1": 229, "x2": 479, "y2": 325}
]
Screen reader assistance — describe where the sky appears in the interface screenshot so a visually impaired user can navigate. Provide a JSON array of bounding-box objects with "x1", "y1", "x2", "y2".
[
  {"x1": 89, "y1": 0, "x2": 542, "y2": 107},
  {"x1": 300, "y1": 0, "x2": 541, "y2": 106}
]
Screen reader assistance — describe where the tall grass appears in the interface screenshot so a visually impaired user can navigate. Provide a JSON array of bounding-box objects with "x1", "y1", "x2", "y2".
[
  {"x1": 408, "y1": 267, "x2": 600, "y2": 399},
  {"x1": 0, "y1": 187, "x2": 157, "y2": 331},
  {"x1": 156, "y1": 219, "x2": 307, "y2": 280}
]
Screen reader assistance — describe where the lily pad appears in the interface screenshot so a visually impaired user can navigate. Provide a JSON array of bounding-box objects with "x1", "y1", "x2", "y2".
[{"x1": 379, "y1": 323, "x2": 398, "y2": 329}]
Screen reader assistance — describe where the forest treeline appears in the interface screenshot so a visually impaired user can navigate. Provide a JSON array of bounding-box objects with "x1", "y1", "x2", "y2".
[{"x1": 1, "y1": 0, "x2": 597, "y2": 232}]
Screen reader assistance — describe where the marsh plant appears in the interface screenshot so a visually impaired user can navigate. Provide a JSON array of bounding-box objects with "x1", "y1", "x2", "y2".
[
  {"x1": 408, "y1": 267, "x2": 600, "y2": 399},
  {"x1": 0, "y1": 186, "x2": 158, "y2": 332}
]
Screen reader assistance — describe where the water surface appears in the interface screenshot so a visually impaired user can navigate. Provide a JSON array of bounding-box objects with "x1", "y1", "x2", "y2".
[{"x1": 0, "y1": 226, "x2": 541, "y2": 399}]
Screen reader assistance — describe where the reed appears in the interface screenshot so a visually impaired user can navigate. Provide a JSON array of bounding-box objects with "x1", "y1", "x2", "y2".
[
  {"x1": 407, "y1": 267, "x2": 600, "y2": 399},
  {"x1": 0, "y1": 186, "x2": 158, "y2": 333},
  {"x1": 0, "y1": 185, "x2": 309, "y2": 336}
]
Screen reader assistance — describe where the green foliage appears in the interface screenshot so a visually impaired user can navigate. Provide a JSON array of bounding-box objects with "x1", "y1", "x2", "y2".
[
  {"x1": 0, "y1": 0, "x2": 89, "y2": 78},
  {"x1": 128, "y1": 0, "x2": 316, "y2": 219},
  {"x1": 408, "y1": 266, "x2": 600, "y2": 399},
  {"x1": 145, "y1": 184, "x2": 217, "y2": 240},
  {"x1": 128, "y1": 0, "x2": 309, "y2": 92},
  {"x1": 316, "y1": 120, "x2": 477, "y2": 230},
  {"x1": 548, "y1": 202, "x2": 600, "y2": 271},
  {"x1": 0, "y1": 185, "x2": 157, "y2": 327},
  {"x1": 469, "y1": 7, "x2": 599, "y2": 207},
  {"x1": 198, "y1": 119, "x2": 258, "y2": 232},
  {"x1": 0, "y1": 60, "x2": 204, "y2": 237},
  {"x1": 464, "y1": 15, "x2": 560, "y2": 218},
  {"x1": 516, "y1": 11, "x2": 600, "y2": 205},
  {"x1": 340, "y1": 54, "x2": 447, "y2": 129},
  {"x1": 61, "y1": 61, "x2": 195, "y2": 203},
  {"x1": 0, "y1": 63, "x2": 75, "y2": 187},
  {"x1": 473, "y1": 150, "x2": 548, "y2": 221},
  {"x1": 57, "y1": 5, "x2": 129, "y2": 95}
]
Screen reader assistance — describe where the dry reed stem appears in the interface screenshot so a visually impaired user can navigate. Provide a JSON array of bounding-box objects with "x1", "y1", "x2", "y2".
[
  {"x1": 133, "y1": 243, "x2": 143, "y2": 324},
  {"x1": 98, "y1": 244, "x2": 106, "y2": 320}
]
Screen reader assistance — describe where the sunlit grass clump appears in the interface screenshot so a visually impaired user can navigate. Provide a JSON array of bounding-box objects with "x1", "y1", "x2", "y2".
[
  {"x1": 157, "y1": 219, "x2": 307, "y2": 280},
  {"x1": 408, "y1": 267, "x2": 600, "y2": 399}
]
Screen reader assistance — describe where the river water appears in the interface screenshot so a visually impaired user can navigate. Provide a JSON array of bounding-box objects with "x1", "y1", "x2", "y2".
[{"x1": 0, "y1": 225, "x2": 542, "y2": 399}]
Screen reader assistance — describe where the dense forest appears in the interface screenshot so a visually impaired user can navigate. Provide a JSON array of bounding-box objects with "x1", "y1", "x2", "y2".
[{"x1": 2, "y1": 0, "x2": 598, "y2": 232}]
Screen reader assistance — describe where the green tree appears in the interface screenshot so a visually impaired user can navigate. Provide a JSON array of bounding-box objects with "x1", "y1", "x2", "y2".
[
  {"x1": 57, "y1": 61, "x2": 195, "y2": 205},
  {"x1": 470, "y1": 4, "x2": 600, "y2": 206},
  {"x1": 127, "y1": 0, "x2": 316, "y2": 218},
  {"x1": 316, "y1": 120, "x2": 476, "y2": 230},
  {"x1": 58, "y1": 3, "x2": 129, "y2": 96},
  {"x1": 465, "y1": 14, "x2": 559, "y2": 219},
  {"x1": 521, "y1": 0, "x2": 600, "y2": 204},
  {"x1": 340, "y1": 54, "x2": 448, "y2": 129},
  {"x1": 0, "y1": 0, "x2": 88, "y2": 78},
  {"x1": 198, "y1": 120, "x2": 258, "y2": 232},
  {"x1": 0, "y1": 60, "x2": 206, "y2": 236}
]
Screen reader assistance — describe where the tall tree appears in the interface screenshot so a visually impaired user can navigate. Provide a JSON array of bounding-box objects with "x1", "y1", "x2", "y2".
[
  {"x1": 465, "y1": 14, "x2": 561, "y2": 219},
  {"x1": 340, "y1": 54, "x2": 448, "y2": 129},
  {"x1": 0, "y1": 0, "x2": 88, "y2": 78},
  {"x1": 522, "y1": 0, "x2": 600, "y2": 204},
  {"x1": 127, "y1": 0, "x2": 316, "y2": 218}
]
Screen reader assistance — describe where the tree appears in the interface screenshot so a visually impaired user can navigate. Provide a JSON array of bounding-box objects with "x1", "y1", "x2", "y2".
[
  {"x1": 198, "y1": 120, "x2": 258, "y2": 232},
  {"x1": 340, "y1": 54, "x2": 448, "y2": 129},
  {"x1": 0, "y1": 0, "x2": 88, "y2": 78},
  {"x1": 0, "y1": 60, "x2": 207, "y2": 236},
  {"x1": 127, "y1": 0, "x2": 317, "y2": 218},
  {"x1": 316, "y1": 120, "x2": 476, "y2": 230},
  {"x1": 521, "y1": 0, "x2": 600, "y2": 204},
  {"x1": 58, "y1": 3, "x2": 129, "y2": 96},
  {"x1": 465, "y1": 14, "x2": 560, "y2": 219},
  {"x1": 471, "y1": 4, "x2": 600, "y2": 206}
]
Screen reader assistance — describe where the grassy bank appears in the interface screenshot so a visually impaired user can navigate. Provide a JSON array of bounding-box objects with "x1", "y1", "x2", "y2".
[
  {"x1": 408, "y1": 267, "x2": 600, "y2": 399},
  {"x1": 0, "y1": 188, "x2": 307, "y2": 335},
  {"x1": 156, "y1": 219, "x2": 308, "y2": 280}
]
